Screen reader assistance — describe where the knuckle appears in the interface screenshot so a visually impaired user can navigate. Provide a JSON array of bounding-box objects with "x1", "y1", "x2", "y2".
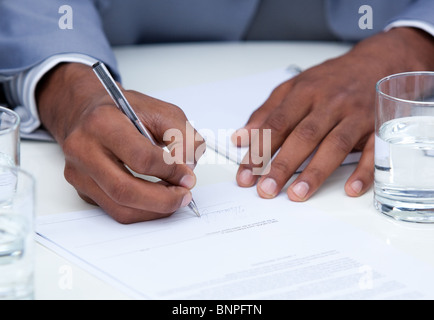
[
  {"x1": 306, "y1": 166, "x2": 327, "y2": 183},
  {"x1": 329, "y1": 133, "x2": 354, "y2": 153},
  {"x1": 293, "y1": 121, "x2": 321, "y2": 143},
  {"x1": 293, "y1": 79, "x2": 315, "y2": 95},
  {"x1": 164, "y1": 163, "x2": 179, "y2": 181},
  {"x1": 272, "y1": 80, "x2": 292, "y2": 96},
  {"x1": 327, "y1": 90, "x2": 348, "y2": 106},
  {"x1": 77, "y1": 191, "x2": 96, "y2": 205},
  {"x1": 165, "y1": 102, "x2": 187, "y2": 118},
  {"x1": 62, "y1": 131, "x2": 85, "y2": 160},
  {"x1": 353, "y1": 133, "x2": 371, "y2": 151},
  {"x1": 63, "y1": 163, "x2": 77, "y2": 185},
  {"x1": 62, "y1": 134, "x2": 77, "y2": 157},
  {"x1": 248, "y1": 108, "x2": 263, "y2": 121},
  {"x1": 264, "y1": 110, "x2": 289, "y2": 133},
  {"x1": 107, "y1": 180, "x2": 132, "y2": 206},
  {"x1": 61, "y1": 143, "x2": 75, "y2": 163},
  {"x1": 271, "y1": 157, "x2": 292, "y2": 175}
]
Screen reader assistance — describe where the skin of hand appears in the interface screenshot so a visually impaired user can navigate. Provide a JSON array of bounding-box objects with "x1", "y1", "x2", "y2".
[
  {"x1": 233, "y1": 27, "x2": 434, "y2": 202},
  {"x1": 36, "y1": 63, "x2": 205, "y2": 223}
]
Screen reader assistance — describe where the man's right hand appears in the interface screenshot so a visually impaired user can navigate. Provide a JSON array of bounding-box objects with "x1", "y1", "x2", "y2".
[{"x1": 36, "y1": 63, "x2": 205, "y2": 223}]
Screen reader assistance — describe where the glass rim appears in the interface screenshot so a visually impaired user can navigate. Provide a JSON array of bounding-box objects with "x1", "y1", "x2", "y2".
[
  {"x1": 0, "y1": 106, "x2": 20, "y2": 135},
  {"x1": 376, "y1": 71, "x2": 434, "y2": 106}
]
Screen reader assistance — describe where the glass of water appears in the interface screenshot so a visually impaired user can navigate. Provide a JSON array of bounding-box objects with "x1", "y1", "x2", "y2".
[
  {"x1": 0, "y1": 165, "x2": 35, "y2": 300},
  {"x1": 0, "y1": 106, "x2": 20, "y2": 166},
  {"x1": 374, "y1": 72, "x2": 434, "y2": 223}
]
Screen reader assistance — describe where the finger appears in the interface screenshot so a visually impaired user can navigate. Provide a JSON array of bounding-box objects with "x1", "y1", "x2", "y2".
[
  {"x1": 236, "y1": 86, "x2": 313, "y2": 187},
  {"x1": 63, "y1": 133, "x2": 192, "y2": 213},
  {"x1": 345, "y1": 133, "x2": 375, "y2": 197},
  {"x1": 93, "y1": 155, "x2": 191, "y2": 213},
  {"x1": 231, "y1": 81, "x2": 293, "y2": 147},
  {"x1": 128, "y1": 92, "x2": 206, "y2": 167},
  {"x1": 287, "y1": 119, "x2": 370, "y2": 201},
  {"x1": 255, "y1": 112, "x2": 339, "y2": 198},
  {"x1": 161, "y1": 119, "x2": 206, "y2": 169},
  {"x1": 64, "y1": 159, "x2": 192, "y2": 223},
  {"x1": 87, "y1": 106, "x2": 197, "y2": 189},
  {"x1": 71, "y1": 168, "x2": 190, "y2": 223}
]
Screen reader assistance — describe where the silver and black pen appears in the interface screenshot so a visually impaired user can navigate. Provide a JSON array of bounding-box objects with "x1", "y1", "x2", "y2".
[{"x1": 92, "y1": 61, "x2": 200, "y2": 217}]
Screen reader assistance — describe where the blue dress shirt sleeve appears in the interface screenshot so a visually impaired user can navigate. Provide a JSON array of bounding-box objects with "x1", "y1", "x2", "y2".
[
  {"x1": 0, "y1": 0, "x2": 119, "y2": 136},
  {"x1": 0, "y1": 0, "x2": 118, "y2": 78},
  {"x1": 386, "y1": 0, "x2": 434, "y2": 36}
]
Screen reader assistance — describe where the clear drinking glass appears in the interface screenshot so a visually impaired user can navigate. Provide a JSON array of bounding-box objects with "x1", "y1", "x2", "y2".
[
  {"x1": 374, "y1": 72, "x2": 434, "y2": 223},
  {"x1": 0, "y1": 106, "x2": 21, "y2": 217},
  {"x1": 0, "y1": 106, "x2": 20, "y2": 166},
  {"x1": 0, "y1": 166, "x2": 35, "y2": 300}
]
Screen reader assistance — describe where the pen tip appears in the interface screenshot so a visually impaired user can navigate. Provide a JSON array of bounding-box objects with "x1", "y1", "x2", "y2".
[{"x1": 189, "y1": 200, "x2": 201, "y2": 218}]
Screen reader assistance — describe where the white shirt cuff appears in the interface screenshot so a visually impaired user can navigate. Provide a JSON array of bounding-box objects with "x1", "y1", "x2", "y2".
[
  {"x1": 6, "y1": 53, "x2": 98, "y2": 135},
  {"x1": 385, "y1": 19, "x2": 434, "y2": 37}
]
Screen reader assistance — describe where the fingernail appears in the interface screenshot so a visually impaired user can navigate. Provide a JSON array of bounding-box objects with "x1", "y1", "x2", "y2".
[
  {"x1": 259, "y1": 178, "x2": 277, "y2": 197},
  {"x1": 350, "y1": 180, "x2": 363, "y2": 194},
  {"x1": 238, "y1": 169, "x2": 253, "y2": 186},
  {"x1": 292, "y1": 181, "x2": 309, "y2": 199},
  {"x1": 180, "y1": 175, "x2": 195, "y2": 189},
  {"x1": 181, "y1": 193, "x2": 192, "y2": 207}
]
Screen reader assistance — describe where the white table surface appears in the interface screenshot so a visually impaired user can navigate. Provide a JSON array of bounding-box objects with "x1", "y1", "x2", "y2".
[{"x1": 23, "y1": 41, "x2": 434, "y2": 300}]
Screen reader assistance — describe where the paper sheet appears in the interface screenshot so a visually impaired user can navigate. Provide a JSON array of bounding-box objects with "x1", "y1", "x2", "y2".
[
  {"x1": 151, "y1": 68, "x2": 361, "y2": 170},
  {"x1": 36, "y1": 182, "x2": 434, "y2": 300}
]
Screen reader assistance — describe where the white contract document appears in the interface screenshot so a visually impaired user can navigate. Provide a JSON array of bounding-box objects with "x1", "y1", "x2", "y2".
[
  {"x1": 151, "y1": 68, "x2": 361, "y2": 170},
  {"x1": 37, "y1": 182, "x2": 434, "y2": 299}
]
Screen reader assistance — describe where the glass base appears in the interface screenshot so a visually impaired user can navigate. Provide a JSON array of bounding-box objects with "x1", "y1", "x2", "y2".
[
  {"x1": 0, "y1": 288, "x2": 33, "y2": 300},
  {"x1": 374, "y1": 196, "x2": 434, "y2": 223}
]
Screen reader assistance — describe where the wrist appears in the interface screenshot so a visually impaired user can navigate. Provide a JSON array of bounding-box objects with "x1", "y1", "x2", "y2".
[
  {"x1": 349, "y1": 27, "x2": 434, "y2": 75},
  {"x1": 36, "y1": 63, "x2": 109, "y2": 144},
  {"x1": 384, "y1": 27, "x2": 434, "y2": 70}
]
